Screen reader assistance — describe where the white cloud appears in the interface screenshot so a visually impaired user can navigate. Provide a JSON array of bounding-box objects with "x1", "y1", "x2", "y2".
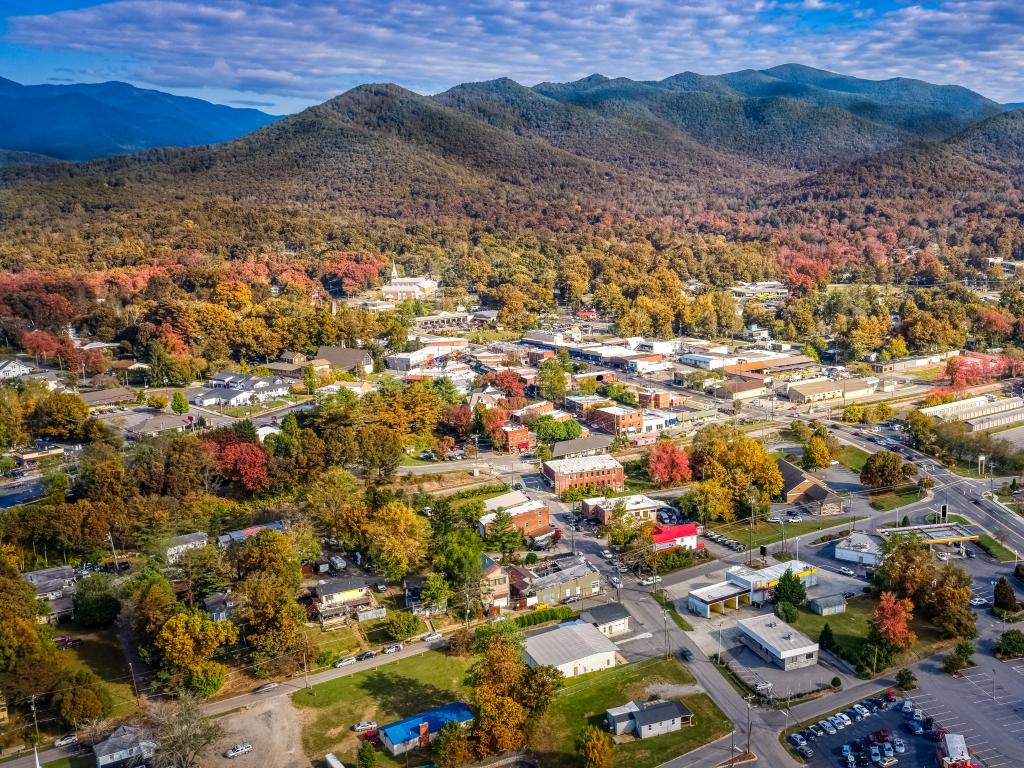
[{"x1": 6, "y1": 0, "x2": 1024, "y2": 107}]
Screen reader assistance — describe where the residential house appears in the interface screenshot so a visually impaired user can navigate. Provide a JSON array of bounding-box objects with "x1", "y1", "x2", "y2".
[
  {"x1": 165, "y1": 532, "x2": 208, "y2": 564},
  {"x1": 775, "y1": 458, "x2": 843, "y2": 515},
  {"x1": 216, "y1": 521, "x2": 287, "y2": 547},
  {"x1": 543, "y1": 455, "x2": 624, "y2": 495},
  {"x1": 480, "y1": 554, "x2": 510, "y2": 613},
  {"x1": 314, "y1": 577, "x2": 371, "y2": 621},
  {"x1": 581, "y1": 602, "x2": 633, "y2": 637},
  {"x1": 651, "y1": 523, "x2": 700, "y2": 552},
  {"x1": 0, "y1": 358, "x2": 31, "y2": 380},
  {"x1": 403, "y1": 575, "x2": 447, "y2": 615},
  {"x1": 203, "y1": 592, "x2": 236, "y2": 622},
  {"x1": 478, "y1": 499, "x2": 551, "y2": 539},
  {"x1": 581, "y1": 494, "x2": 661, "y2": 525},
  {"x1": 606, "y1": 699, "x2": 693, "y2": 738},
  {"x1": 523, "y1": 622, "x2": 617, "y2": 678},
  {"x1": 379, "y1": 702, "x2": 473, "y2": 756},
  {"x1": 316, "y1": 345, "x2": 374, "y2": 375},
  {"x1": 93, "y1": 725, "x2": 157, "y2": 768},
  {"x1": 22, "y1": 565, "x2": 76, "y2": 623}
]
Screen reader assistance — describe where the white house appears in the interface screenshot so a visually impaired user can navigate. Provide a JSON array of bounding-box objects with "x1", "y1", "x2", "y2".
[
  {"x1": 524, "y1": 622, "x2": 618, "y2": 678},
  {"x1": 165, "y1": 532, "x2": 209, "y2": 564},
  {"x1": 93, "y1": 725, "x2": 156, "y2": 768},
  {"x1": 0, "y1": 358, "x2": 31, "y2": 380}
]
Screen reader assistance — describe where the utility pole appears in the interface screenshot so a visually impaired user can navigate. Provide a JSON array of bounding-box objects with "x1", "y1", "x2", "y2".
[
  {"x1": 29, "y1": 694, "x2": 39, "y2": 737},
  {"x1": 127, "y1": 660, "x2": 141, "y2": 703},
  {"x1": 302, "y1": 649, "x2": 312, "y2": 692},
  {"x1": 662, "y1": 611, "x2": 669, "y2": 659},
  {"x1": 107, "y1": 531, "x2": 120, "y2": 571}
]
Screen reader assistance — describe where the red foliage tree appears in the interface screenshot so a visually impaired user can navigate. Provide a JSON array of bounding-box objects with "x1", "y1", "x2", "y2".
[
  {"x1": 442, "y1": 404, "x2": 473, "y2": 438},
  {"x1": 873, "y1": 591, "x2": 916, "y2": 651},
  {"x1": 483, "y1": 371, "x2": 525, "y2": 399},
  {"x1": 216, "y1": 442, "x2": 270, "y2": 492},
  {"x1": 481, "y1": 408, "x2": 509, "y2": 450},
  {"x1": 646, "y1": 441, "x2": 693, "y2": 487},
  {"x1": 20, "y1": 329, "x2": 60, "y2": 362}
]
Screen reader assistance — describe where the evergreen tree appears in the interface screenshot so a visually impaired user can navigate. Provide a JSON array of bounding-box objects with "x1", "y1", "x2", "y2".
[
  {"x1": 995, "y1": 576, "x2": 1018, "y2": 612},
  {"x1": 819, "y1": 622, "x2": 835, "y2": 651},
  {"x1": 773, "y1": 567, "x2": 807, "y2": 607},
  {"x1": 487, "y1": 509, "x2": 523, "y2": 555},
  {"x1": 171, "y1": 391, "x2": 190, "y2": 414}
]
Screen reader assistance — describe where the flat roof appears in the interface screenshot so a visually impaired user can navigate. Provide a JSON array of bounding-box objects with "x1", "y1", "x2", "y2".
[
  {"x1": 544, "y1": 455, "x2": 623, "y2": 474},
  {"x1": 836, "y1": 532, "x2": 883, "y2": 556},
  {"x1": 689, "y1": 581, "x2": 749, "y2": 604},
  {"x1": 483, "y1": 490, "x2": 531, "y2": 511},
  {"x1": 583, "y1": 494, "x2": 659, "y2": 512},
  {"x1": 596, "y1": 405, "x2": 637, "y2": 416},
  {"x1": 877, "y1": 523, "x2": 979, "y2": 544},
  {"x1": 737, "y1": 614, "x2": 818, "y2": 659},
  {"x1": 727, "y1": 560, "x2": 816, "y2": 588}
]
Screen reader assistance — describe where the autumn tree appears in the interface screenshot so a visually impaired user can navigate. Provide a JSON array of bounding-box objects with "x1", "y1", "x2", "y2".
[
  {"x1": 577, "y1": 725, "x2": 613, "y2": 768},
  {"x1": 802, "y1": 435, "x2": 831, "y2": 470},
  {"x1": 860, "y1": 451, "x2": 916, "y2": 489},
  {"x1": 301, "y1": 467, "x2": 369, "y2": 549},
  {"x1": 679, "y1": 479, "x2": 735, "y2": 523},
  {"x1": 154, "y1": 612, "x2": 238, "y2": 696},
  {"x1": 842, "y1": 404, "x2": 864, "y2": 423},
  {"x1": 235, "y1": 571, "x2": 306, "y2": 675},
  {"x1": 689, "y1": 424, "x2": 782, "y2": 513},
  {"x1": 536, "y1": 357, "x2": 568, "y2": 402},
  {"x1": 235, "y1": 529, "x2": 302, "y2": 592},
  {"x1": 442, "y1": 404, "x2": 473, "y2": 438},
  {"x1": 147, "y1": 394, "x2": 169, "y2": 410},
  {"x1": 149, "y1": 693, "x2": 223, "y2": 768},
  {"x1": 434, "y1": 721, "x2": 474, "y2": 768},
  {"x1": 873, "y1": 592, "x2": 917, "y2": 651},
  {"x1": 364, "y1": 500, "x2": 430, "y2": 580},
  {"x1": 646, "y1": 441, "x2": 693, "y2": 487}
]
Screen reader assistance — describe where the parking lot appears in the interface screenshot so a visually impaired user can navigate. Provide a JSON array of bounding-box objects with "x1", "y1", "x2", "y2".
[{"x1": 799, "y1": 697, "x2": 951, "y2": 768}]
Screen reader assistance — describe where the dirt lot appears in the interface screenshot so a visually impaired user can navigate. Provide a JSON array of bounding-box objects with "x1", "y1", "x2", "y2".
[{"x1": 205, "y1": 698, "x2": 309, "y2": 767}]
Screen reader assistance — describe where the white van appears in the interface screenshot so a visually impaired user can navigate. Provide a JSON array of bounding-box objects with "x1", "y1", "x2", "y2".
[
  {"x1": 325, "y1": 753, "x2": 346, "y2": 768},
  {"x1": 328, "y1": 555, "x2": 347, "y2": 571}
]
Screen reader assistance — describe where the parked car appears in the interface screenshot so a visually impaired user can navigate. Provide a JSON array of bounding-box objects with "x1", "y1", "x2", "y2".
[
  {"x1": 853, "y1": 704, "x2": 870, "y2": 718},
  {"x1": 375, "y1": 582, "x2": 388, "y2": 593},
  {"x1": 788, "y1": 733, "x2": 807, "y2": 748},
  {"x1": 913, "y1": 708, "x2": 923, "y2": 721},
  {"x1": 225, "y1": 743, "x2": 253, "y2": 759},
  {"x1": 357, "y1": 650, "x2": 377, "y2": 661},
  {"x1": 838, "y1": 566, "x2": 855, "y2": 576},
  {"x1": 901, "y1": 699, "x2": 914, "y2": 714},
  {"x1": 846, "y1": 708, "x2": 862, "y2": 722},
  {"x1": 970, "y1": 597, "x2": 988, "y2": 606},
  {"x1": 639, "y1": 577, "x2": 655, "y2": 586},
  {"x1": 54, "y1": 735, "x2": 79, "y2": 748},
  {"x1": 808, "y1": 723, "x2": 823, "y2": 738},
  {"x1": 869, "y1": 745, "x2": 881, "y2": 763},
  {"x1": 601, "y1": 549, "x2": 613, "y2": 559},
  {"x1": 796, "y1": 745, "x2": 813, "y2": 758},
  {"x1": 254, "y1": 683, "x2": 279, "y2": 693},
  {"x1": 383, "y1": 643, "x2": 403, "y2": 654},
  {"x1": 353, "y1": 721, "x2": 378, "y2": 732},
  {"x1": 609, "y1": 576, "x2": 623, "y2": 588},
  {"x1": 422, "y1": 631, "x2": 443, "y2": 642},
  {"x1": 906, "y1": 721, "x2": 924, "y2": 736},
  {"x1": 829, "y1": 715, "x2": 845, "y2": 730},
  {"x1": 862, "y1": 700, "x2": 878, "y2": 714},
  {"x1": 334, "y1": 656, "x2": 356, "y2": 668},
  {"x1": 818, "y1": 719, "x2": 836, "y2": 736},
  {"x1": 883, "y1": 741, "x2": 894, "y2": 758},
  {"x1": 892, "y1": 737, "x2": 905, "y2": 754}
]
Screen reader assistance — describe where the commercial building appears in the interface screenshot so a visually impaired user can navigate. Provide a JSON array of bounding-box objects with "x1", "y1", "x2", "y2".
[
  {"x1": 918, "y1": 395, "x2": 992, "y2": 421},
  {"x1": 581, "y1": 602, "x2": 633, "y2": 637},
  {"x1": 564, "y1": 393, "x2": 615, "y2": 417},
  {"x1": 737, "y1": 614, "x2": 819, "y2": 671},
  {"x1": 581, "y1": 494, "x2": 661, "y2": 524},
  {"x1": 652, "y1": 523, "x2": 700, "y2": 552},
  {"x1": 606, "y1": 699, "x2": 693, "y2": 739},
  {"x1": 501, "y1": 423, "x2": 537, "y2": 454},
  {"x1": 877, "y1": 523, "x2": 978, "y2": 546},
  {"x1": 870, "y1": 349, "x2": 959, "y2": 374},
  {"x1": 776, "y1": 458, "x2": 843, "y2": 515},
  {"x1": 786, "y1": 377, "x2": 878, "y2": 404},
  {"x1": 834, "y1": 532, "x2": 885, "y2": 567},
  {"x1": 479, "y1": 499, "x2": 551, "y2": 539},
  {"x1": 713, "y1": 379, "x2": 766, "y2": 401},
  {"x1": 542, "y1": 455, "x2": 624, "y2": 495},
  {"x1": 379, "y1": 702, "x2": 474, "y2": 756},
  {"x1": 686, "y1": 561, "x2": 818, "y2": 619},
  {"x1": 808, "y1": 594, "x2": 848, "y2": 616},
  {"x1": 550, "y1": 434, "x2": 613, "y2": 460},
  {"x1": 523, "y1": 622, "x2": 618, "y2": 678},
  {"x1": 507, "y1": 555, "x2": 602, "y2": 607},
  {"x1": 592, "y1": 405, "x2": 643, "y2": 435},
  {"x1": 679, "y1": 352, "x2": 740, "y2": 370}
]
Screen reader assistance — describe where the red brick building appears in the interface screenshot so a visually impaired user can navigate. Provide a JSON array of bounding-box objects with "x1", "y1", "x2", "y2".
[
  {"x1": 501, "y1": 424, "x2": 537, "y2": 454},
  {"x1": 543, "y1": 455, "x2": 625, "y2": 495},
  {"x1": 591, "y1": 405, "x2": 643, "y2": 435},
  {"x1": 478, "y1": 500, "x2": 551, "y2": 538}
]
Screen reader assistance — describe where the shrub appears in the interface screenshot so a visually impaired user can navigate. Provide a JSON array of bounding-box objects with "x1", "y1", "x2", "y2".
[
  {"x1": 446, "y1": 626, "x2": 473, "y2": 656},
  {"x1": 896, "y1": 668, "x2": 916, "y2": 690},
  {"x1": 316, "y1": 650, "x2": 335, "y2": 668},
  {"x1": 943, "y1": 653, "x2": 967, "y2": 675},
  {"x1": 775, "y1": 601, "x2": 798, "y2": 623},
  {"x1": 830, "y1": 676, "x2": 841, "y2": 689},
  {"x1": 994, "y1": 629, "x2": 1024, "y2": 660},
  {"x1": 513, "y1": 606, "x2": 577, "y2": 628},
  {"x1": 385, "y1": 610, "x2": 420, "y2": 641}
]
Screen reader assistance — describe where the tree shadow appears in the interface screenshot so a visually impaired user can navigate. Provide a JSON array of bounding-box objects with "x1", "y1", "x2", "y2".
[{"x1": 356, "y1": 669, "x2": 462, "y2": 718}]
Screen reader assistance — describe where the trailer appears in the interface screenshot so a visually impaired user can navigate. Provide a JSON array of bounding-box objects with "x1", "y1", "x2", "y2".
[{"x1": 936, "y1": 733, "x2": 974, "y2": 767}]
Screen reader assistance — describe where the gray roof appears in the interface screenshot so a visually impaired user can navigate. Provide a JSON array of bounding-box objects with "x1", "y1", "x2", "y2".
[
  {"x1": 582, "y1": 602, "x2": 631, "y2": 626},
  {"x1": 171, "y1": 532, "x2": 208, "y2": 547},
  {"x1": 93, "y1": 725, "x2": 155, "y2": 758},
  {"x1": 809, "y1": 594, "x2": 848, "y2": 609},
  {"x1": 78, "y1": 386, "x2": 136, "y2": 406},
  {"x1": 525, "y1": 622, "x2": 617, "y2": 667},
  {"x1": 530, "y1": 559, "x2": 598, "y2": 591},
  {"x1": 551, "y1": 434, "x2": 614, "y2": 459},
  {"x1": 776, "y1": 457, "x2": 812, "y2": 494},
  {"x1": 632, "y1": 699, "x2": 692, "y2": 728},
  {"x1": 315, "y1": 577, "x2": 365, "y2": 597},
  {"x1": 317, "y1": 345, "x2": 371, "y2": 371}
]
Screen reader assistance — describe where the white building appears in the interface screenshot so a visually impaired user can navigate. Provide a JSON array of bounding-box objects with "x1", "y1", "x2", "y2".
[
  {"x1": 381, "y1": 263, "x2": 438, "y2": 301},
  {"x1": 679, "y1": 352, "x2": 739, "y2": 370},
  {"x1": 165, "y1": 532, "x2": 209, "y2": 564},
  {"x1": 834, "y1": 532, "x2": 885, "y2": 567},
  {"x1": 737, "y1": 614, "x2": 819, "y2": 671},
  {"x1": 524, "y1": 622, "x2": 618, "y2": 678},
  {"x1": 0, "y1": 358, "x2": 31, "y2": 380}
]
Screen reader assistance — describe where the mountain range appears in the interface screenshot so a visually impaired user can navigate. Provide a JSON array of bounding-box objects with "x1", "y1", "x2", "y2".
[
  {"x1": 0, "y1": 64, "x2": 1021, "y2": 271},
  {"x1": 0, "y1": 77, "x2": 279, "y2": 161}
]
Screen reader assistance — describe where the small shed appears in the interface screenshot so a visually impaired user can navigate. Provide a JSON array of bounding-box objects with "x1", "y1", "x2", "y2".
[{"x1": 808, "y1": 594, "x2": 847, "y2": 616}]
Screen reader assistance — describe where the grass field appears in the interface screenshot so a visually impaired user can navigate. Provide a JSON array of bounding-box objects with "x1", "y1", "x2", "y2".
[
  {"x1": 43, "y1": 756, "x2": 93, "y2": 768},
  {"x1": 302, "y1": 625, "x2": 363, "y2": 667},
  {"x1": 292, "y1": 651, "x2": 474, "y2": 766},
  {"x1": 706, "y1": 516, "x2": 862, "y2": 549},
  {"x1": 622, "y1": 460, "x2": 659, "y2": 493},
  {"x1": 869, "y1": 485, "x2": 922, "y2": 511},
  {"x1": 530, "y1": 658, "x2": 731, "y2": 768},
  {"x1": 790, "y1": 596, "x2": 948, "y2": 675},
  {"x1": 978, "y1": 534, "x2": 1018, "y2": 561},
  {"x1": 59, "y1": 624, "x2": 139, "y2": 718},
  {"x1": 836, "y1": 445, "x2": 871, "y2": 473}
]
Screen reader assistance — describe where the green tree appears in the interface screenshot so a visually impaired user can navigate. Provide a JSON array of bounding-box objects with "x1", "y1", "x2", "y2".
[
  {"x1": 420, "y1": 572, "x2": 452, "y2": 610},
  {"x1": 52, "y1": 670, "x2": 113, "y2": 728},
  {"x1": 72, "y1": 573, "x2": 121, "y2": 628},
  {"x1": 775, "y1": 601, "x2": 798, "y2": 622},
  {"x1": 819, "y1": 622, "x2": 835, "y2": 651},
  {"x1": 486, "y1": 509, "x2": 523, "y2": 556},
  {"x1": 177, "y1": 546, "x2": 231, "y2": 605},
  {"x1": 860, "y1": 451, "x2": 916, "y2": 489},
  {"x1": 385, "y1": 610, "x2": 420, "y2": 641},
  {"x1": 995, "y1": 576, "x2": 1018, "y2": 612},
  {"x1": 434, "y1": 530, "x2": 484, "y2": 591},
  {"x1": 536, "y1": 357, "x2": 567, "y2": 403},
  {"x1": 995, "y1": 629, "x2": 1024, "y2": 659},
  {"x1": 357, "y1": 740, "x2": 378, "y2": 768},
  {"x1": 773, "y1": 568, "x2": 807, "y2": 606},
  {"x1": 895, "y1": 668, "x2": 917, "y2": 690},
  {"x1": 171, "y1": 391, "x2": 190, "y2": 414}
]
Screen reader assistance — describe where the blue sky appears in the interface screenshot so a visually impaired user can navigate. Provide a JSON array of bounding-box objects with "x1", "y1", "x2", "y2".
[{"x1": 1, "y1": 0, "x2": 1022, "y2": 114}]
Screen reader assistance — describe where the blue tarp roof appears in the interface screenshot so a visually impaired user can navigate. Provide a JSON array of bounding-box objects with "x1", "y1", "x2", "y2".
[{"x1": 380, "y1": 702, "x2": 474, "y2": 746}]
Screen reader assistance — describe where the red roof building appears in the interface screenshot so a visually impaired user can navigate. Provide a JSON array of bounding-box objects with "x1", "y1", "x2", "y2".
[{"x1": 652, "y1": 523, "x2": 701, "y2": 552}]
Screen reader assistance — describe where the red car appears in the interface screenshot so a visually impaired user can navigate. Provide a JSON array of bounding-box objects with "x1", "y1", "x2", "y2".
[
  {"x1": 932, "y1": 728, "x2": 947, "y2": 743},
  {"x1": 885, "y1": 690, "x2": 897, "y2": 702},
  {"x1": 878, "y1": 729, "x2": 891, "y2": 742}
]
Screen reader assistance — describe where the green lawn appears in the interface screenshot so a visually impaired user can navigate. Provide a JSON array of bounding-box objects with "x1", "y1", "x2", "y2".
[
  {"x1": 836, "y1": 445, "x2": 870, "y2": 473},
  {"x1": 59, "y1": 624, "x2": 139, "y2": 718},
  {"x1": 790, "y1": 596, "x2": 948, "y2": 674},
  {"x1": 43, "y1": 756, "x2": 93, "y2": 768},
  {"x1": 303, "y1": 625, "x2": 363, "y2": 668},
  {"x1": 869, "y1": 485, "x2": 922, "y2": 511},
  {"x1": 292, "y1": 651, "x2": 474, "y2": 766},
  {"x1": 978, "y1": 534, "x2": 1018, "y2": 561},
  {"x1": 530, "y1": 658, "x2": 731, "y2": 768},
  {"x1": 706, "y1": 516, "x2": 863, "y2": 549},
  {"x1": 622, "y1": 460, "x2": 659, "y2": 493}
]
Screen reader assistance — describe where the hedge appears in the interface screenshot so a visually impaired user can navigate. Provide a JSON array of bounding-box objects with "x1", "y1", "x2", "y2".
[{"x1": 514, "y1": 606, "x2": 578, "y2": 628}]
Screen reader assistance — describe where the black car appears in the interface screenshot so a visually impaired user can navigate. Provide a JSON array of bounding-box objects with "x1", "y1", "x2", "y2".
[
  {"x1": 800, "y1": 729, "x2": 816, "y2": 742},
  {"x1": 966, "y1": 549, "x2": 976, "y2": 558},
  {"x1": 796, "y1": 746, "x2": 813, "y2": 758},
  {"x1": 678, "y1": 649, "x2": 693, "y2": 661},
  {"x1": 924, "y1": 716, "x2": 934, "y2": 731},
  {"x1": 357, "y1": 650, "x2": 377, "y2": 661},
  {"x1": 843, "y1": 591, "x2": 856, "y2": 599}
]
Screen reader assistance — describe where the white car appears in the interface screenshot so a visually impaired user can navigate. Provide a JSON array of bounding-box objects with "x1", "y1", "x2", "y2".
[
  {"x1": 853, "y1": 704, "x2": 870, "y2": 718},
  {"x1": 609, "y1": 576, "x2": 623, "y2": 588},
  {"x1": 913, "y1": 708, "x2": 923, "y2": 721},
  {"x1": 901, "y1": 699, "x2": 914, "y2": 714},
  {"x1": 601, "y1": 549, "x2": 613, "y2": 559},
  {"x1": 937, "y1": 552, "x2": 949, "y2": 561},
  {"x1": 836, "y1": 712, "x2": 852, "y2": 727},
  {"x1": 829, "y1": 715, "x2": 845, "y2": 730},
  {"x1": 422, "y1": 631, "x2": 443, "y2": 642},
  {"x1": 639, "y1": 577, "x2": 655, "y2": 586},
  {"x1": 818, "y1": 719, "x2": 836, "y2": 736},
  {"x1": 225, "y1": 743, "x2": 253, "y2": 759},
  {"x1": 969, "y1": 597, "x2": 988, "y2": 607},
  {"x1": 334, "y1": 656, "x2": 356, "y2": 667},
  {"x1": 54, "y1": 735, "x2": 79, "y2": 748},
  {"x1": 353, "y1": 720, "x2": 378, "y2": 732},
  {"x1": 838, "y1": 567, "x2": 855, "y2": 577}
]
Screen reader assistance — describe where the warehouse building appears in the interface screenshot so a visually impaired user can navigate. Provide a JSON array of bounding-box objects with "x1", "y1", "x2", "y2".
[
  {"x1": 737, "y1": 614, "x2": 819, "y2": 671},
  {"x1": 524, "y1": 622, "x2": 618, "y2": 678}
]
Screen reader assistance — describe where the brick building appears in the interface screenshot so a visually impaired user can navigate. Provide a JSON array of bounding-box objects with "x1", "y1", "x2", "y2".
[
  {"x1": 592, "y1": 405, "x2": 643, "y2": 435},
  {"x1": 543, "y1": 455, "x2": 625, "y2": 495}
]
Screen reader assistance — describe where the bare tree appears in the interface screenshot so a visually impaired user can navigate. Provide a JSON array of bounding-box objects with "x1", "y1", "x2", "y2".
[{"x1": 149, "y1": 694, "x2": 223, "y2": 768}]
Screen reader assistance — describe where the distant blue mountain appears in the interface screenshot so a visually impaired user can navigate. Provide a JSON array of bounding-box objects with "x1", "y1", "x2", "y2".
[
  {"x1": 0, "y1": 77, "x2": 280, "y2": 161},
  {"x1": 1006, "y1": 103, "x2": 1024, "y2": 111}
]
